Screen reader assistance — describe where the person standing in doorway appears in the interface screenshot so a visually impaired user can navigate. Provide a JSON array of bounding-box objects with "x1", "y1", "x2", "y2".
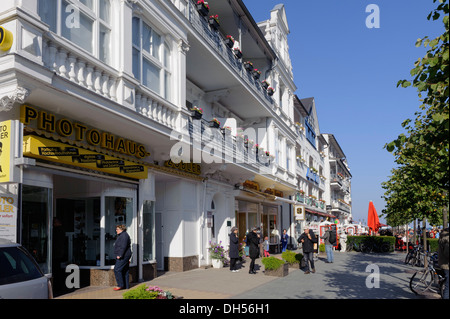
[
  {"x1": 298, "y1": 226, "x2": 317, "y2": 274},
  {"x1": 113, "y1": 224, "x2": 132, "y2": 291},
  {"x1": 281, "y1": 229, "x2": 289, "y2": 252},
  {"x1": 247, "y1": 227, "x2": 260, "y2": 274},
  {"x1": 229, "y1": 227, "x2": 240, "y2": 272}
]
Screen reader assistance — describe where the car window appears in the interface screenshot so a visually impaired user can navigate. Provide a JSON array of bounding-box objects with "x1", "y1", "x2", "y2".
[{"x1": 0, "y1": 247, "x2": 43, "y2": 285}]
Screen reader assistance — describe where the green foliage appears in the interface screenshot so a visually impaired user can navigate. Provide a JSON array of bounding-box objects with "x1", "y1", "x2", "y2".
[
  {"x1": 281, "y1": 250, "x2": 303, "y2": 264},
  {"x1": 347, "y1": 236, "x2": 395, "y2": 252},
  {"x1": 261, "y1": 257, "x2": 285, "y2": 270},
  {"x1": 122, "y1": 285, "x2": 159, "y2": 299},
  {"x1": 383, "y1": 0, "x2": 449, "y2": 227},
  {"x1": 319, "y1": 243, "x2": 325, "y2": 252},
  {"x1": 427, "y1": 238, "x2": 439, "y2": 252}
]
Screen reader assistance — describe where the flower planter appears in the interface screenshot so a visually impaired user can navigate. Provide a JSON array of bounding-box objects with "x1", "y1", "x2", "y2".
[
  {"x1": 211, "y1": 259, "x2": 223, "y2": 269},
  {"x1": 210, "y1": 121, "x2": 220, "y2": 128},
  {"x1": 264, "y1": 263, "x2": 289, "y2": 277},
  {"x1": 196, "y1": 3, "x2": 209, "y2": 17},
  {"x1": 261, "y1": 81, "x2": 269, "y2": 90},
  {"x1": 208, "y1": 18, "x2": 220, "y2": 31},
  {"x1": 267, "y1": 88, "x2": 274, "y2": 96},
  {"x1": 224, "y1": 38, "x2": 234, "y2": 49},
  {"x1": 191, "y1": 111, "x2": 202, "y2": 120},
  {"x1": 252, "y1": 70, "x2": 261, "y2": 80},
  {"x1": 244, "y1": 62, "x2": 253, "y2": 72},
  {"x1": 233, "y1": 49, "x2": 243, "y2": 59}
]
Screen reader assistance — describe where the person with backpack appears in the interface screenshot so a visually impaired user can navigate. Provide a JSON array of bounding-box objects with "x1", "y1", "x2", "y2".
[
  {"x1": 298, "y1": 226, "x2": 318, "y2": 274},
  {"x1": 321, "y1": 227, "x2": 335, "y2": 263}
]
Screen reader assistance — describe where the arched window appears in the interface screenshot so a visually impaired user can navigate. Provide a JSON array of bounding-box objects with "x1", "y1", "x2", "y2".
[
  {"x1": 38, "y1": 0, "x2": 112, "y2": 65},
  {"x1": 132, "y1": 16, "x2": 172, "y2": 100}
]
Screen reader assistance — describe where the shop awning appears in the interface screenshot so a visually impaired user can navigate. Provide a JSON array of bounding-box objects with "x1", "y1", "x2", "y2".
[
  {"x1": 305, "y1": 208, "x2": 335, "y2": 218},
  {"x1": 23, "y1": 135, "x2": 148, "y2": 179}
]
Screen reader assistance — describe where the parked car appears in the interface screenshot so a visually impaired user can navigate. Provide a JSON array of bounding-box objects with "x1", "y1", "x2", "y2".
[{"x1": 0, "y1": 238, "x2": 53, "y2": 299}]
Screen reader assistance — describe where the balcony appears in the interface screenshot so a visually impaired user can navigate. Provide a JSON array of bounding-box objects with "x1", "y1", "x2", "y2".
[{"x1": 178, "y1": 0, "x2": 278, "y2": 120}]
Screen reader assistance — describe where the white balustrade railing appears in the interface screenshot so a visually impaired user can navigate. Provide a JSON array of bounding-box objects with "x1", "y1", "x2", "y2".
[{"x1": 42, "y1": 36, "x2": 180, "y2": 131}]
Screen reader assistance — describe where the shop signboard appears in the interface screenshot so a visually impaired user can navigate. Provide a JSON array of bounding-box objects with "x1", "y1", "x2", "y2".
[
  {"x1": 0, "y1": 193, "x2": 17, "y2": 242},
  {"x1": 294, "y1": 205, "x2": 305, "y2": 220},
  {"x1": 23, "y1": 135, "x2": 148, "y2": 179},
  {"x1": 0, "y1": 120, "x2": 12, "y2": 183}
]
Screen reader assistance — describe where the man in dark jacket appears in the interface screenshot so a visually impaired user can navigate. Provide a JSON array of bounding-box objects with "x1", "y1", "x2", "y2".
[
  {"x1": 113, "y1": 224, "x2": 132, "y2": 290},
  {"x1": 246, "y1": 227, "x2": 260, "y2": 274},
  {"x1": 298, "y1": 226, "x2": 317, "y2": 274}
]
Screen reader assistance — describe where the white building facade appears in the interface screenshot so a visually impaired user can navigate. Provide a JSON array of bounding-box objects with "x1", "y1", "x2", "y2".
[{"x1": 0, "y1": 0, "x2": 351, "y2": 290}]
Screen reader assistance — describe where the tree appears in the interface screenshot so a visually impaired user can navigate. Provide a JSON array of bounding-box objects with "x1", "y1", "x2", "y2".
[{"x1": 382, "y1": 0, "x2": 449, "y2": 228}]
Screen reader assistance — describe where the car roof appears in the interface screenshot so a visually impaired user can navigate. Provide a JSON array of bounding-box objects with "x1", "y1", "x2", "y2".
[{"x1": 0, "y1": 238, "x2": 20, "y2": 247}]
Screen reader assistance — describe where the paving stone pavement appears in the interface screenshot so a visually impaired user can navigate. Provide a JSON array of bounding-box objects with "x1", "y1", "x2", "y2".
[{"x1": 56, "y1": 251, "x2": 440, "y2": 300}]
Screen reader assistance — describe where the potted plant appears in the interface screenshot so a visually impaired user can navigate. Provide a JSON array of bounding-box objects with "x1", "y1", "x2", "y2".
[
  {"x1": 243, "y1": 61, "x2": 253, "y2": 72},
  {"x1": 208, "y1": 14, "x2": 220, "y2": 31},
  {"x1": 210, "y1": 118, "x2": 220, "y2": 128},
  {"x1": 196, "y1": 0, "x2": 209, "y2": 17},
  {"x1": 190, "y1": 106, "x2": 203, "y2": 119},
  {"x1": 261, "y1": 80, "x2": 269, "y2": 90},
  {"x1": 122, "y1": 284, "x2": 174, "y2": 299},
  {"x1": 281, "y1": 250, "x2": 303, "y2": 269},
  {"x1": 261, "y1": 257, "x2": 288, "y2": 277},
  {"x1": 267, "y1": 87, "x2": 274, "y2": 96},
  {"x1": 225, "y1": 35, "x2": 235, "y2": 48},
  {"x1": 233, "y1": 48, "x2": 242, "y2": 58},
  {"x1": 208, "y1": 241, "x2": 226, "y2": 268},
  {"x1": 252, "y1": 69, "x2": 261, "y2": 79}
]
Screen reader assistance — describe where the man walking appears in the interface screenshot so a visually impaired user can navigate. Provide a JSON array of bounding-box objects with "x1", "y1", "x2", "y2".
[{"x1": 298, "y1": 226, "x2": 317, "y2": 274}]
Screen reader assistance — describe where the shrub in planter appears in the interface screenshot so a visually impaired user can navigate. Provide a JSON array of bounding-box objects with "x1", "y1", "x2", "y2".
[
  {"x1": 261, "y1": 257, "x2": 288, "y2": 277},
  {"x1": 281, "y1": 250, "x2": 298, "y2": 264},
  {"x1": 123, "y1": 284, "x2": 174, "y2": 299},
  {"x1": 319, "y1": 243, "x2": 325, "y2": 253}
]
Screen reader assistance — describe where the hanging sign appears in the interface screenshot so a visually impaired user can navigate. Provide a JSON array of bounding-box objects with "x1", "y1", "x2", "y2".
[{"x1": 0, "y1": 26, "x2": 13, "y2": 51}]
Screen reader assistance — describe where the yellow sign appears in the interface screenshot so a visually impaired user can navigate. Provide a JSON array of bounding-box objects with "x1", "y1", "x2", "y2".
[
  {"x1": 164, "y1": 159, "x2": 201, "y2": 175},
  {"x1": 294, "y1": 205, "x2": 305, "y2": 220},
  {"x1": 0, "y1": 26, "x2": 13, "y2": 51},
  {"x1": 20, "y1": 105, "x2": 150, "y2": 159},
  {"x1": 0, "y1": 121, "x2": 12, "y2": 183},
  {"x1": 23, "y1": 135, "x2": 148, "y2": 180}
]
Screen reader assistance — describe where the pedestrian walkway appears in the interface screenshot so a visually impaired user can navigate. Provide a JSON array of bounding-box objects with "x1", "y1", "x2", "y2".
[{"x1": 55, "y1": 251, "x2": 440, "y2": 300}]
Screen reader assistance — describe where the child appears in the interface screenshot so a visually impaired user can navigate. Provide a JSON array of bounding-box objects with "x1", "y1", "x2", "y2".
[{"x1": 263, "y1": 236, "x2": 270, "y2": 257}]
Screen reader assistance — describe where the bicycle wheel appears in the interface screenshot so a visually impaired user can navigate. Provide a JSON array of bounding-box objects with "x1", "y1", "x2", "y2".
[
  {"x1": 405, "y1": 251, "x2": 413, "y2": 264},
  {"x1": 410, "y1": 269, "x2": 433, "y2": 295}
]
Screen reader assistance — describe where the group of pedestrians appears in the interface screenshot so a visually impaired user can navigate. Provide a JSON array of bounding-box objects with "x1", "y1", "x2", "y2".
[{"x1": 228, "y1": 225, "x2": 337, "y2": 276}]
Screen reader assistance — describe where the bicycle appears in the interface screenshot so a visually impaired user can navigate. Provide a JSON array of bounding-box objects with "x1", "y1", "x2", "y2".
[
  {"x1": 405, "y1": 244, "x2": 425, "y2": 267},
  {"x1": 409, "y1": 252, "x2": 446, "y2": 298}
]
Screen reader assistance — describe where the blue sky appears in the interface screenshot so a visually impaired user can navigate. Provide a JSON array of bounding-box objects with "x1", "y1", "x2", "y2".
[{"x1": 243, "y1": 0, "x2": 444, "y2": 225}]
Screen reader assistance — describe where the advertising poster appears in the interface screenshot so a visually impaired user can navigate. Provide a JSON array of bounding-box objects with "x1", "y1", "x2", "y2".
[
  {"x1": 0, "y1": 120, "x2": 11, "y2": 183},
  {"x1": 0, "y1": 194, "x2": 17, "y2": 242}
]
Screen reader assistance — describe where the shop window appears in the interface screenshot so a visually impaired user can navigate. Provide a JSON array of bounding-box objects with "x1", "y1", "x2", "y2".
[
  {"x1": 105, "y1": 196, "x2": 134, "y2": 265},
  {"x1": 55, "y1": 198, "x2": 100, "y2": 267},
  {"x1": 38, "y1": 0, "x2": 112, "y2": 65},
  {"x1": 21, "y1": 185, "x2": 52, "y2": 274},
  {"x1": 142, "y1": 200, "x2": 154, "y2": 262},
  {"x1": 132, "y1": 16, "x2": 172, "y2": 100}
]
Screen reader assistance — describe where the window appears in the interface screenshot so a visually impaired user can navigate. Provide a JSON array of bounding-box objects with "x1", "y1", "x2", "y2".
[
  {"x1": 132, "y1": 17, "x2": 172, "y2": 99},
  {"x1": 142, "y1": 201, "x2": 155, "y2": 262},
  {"x1": 38, "y1": 0, "x2": 112, "y2": 65}
]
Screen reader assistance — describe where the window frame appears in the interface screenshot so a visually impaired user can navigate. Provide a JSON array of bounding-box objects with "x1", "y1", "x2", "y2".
[
  {"x1": 132, "y1": 16, "x2": 172, "y2": 100},
  {"x1": 38, "y1": 0, "x2": 113, "y2": 65}
]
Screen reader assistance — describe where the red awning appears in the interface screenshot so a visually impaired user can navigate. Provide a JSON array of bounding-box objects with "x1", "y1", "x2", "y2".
[{"x1": 305, "y1": 208, "x2": 335, "y2": 218}]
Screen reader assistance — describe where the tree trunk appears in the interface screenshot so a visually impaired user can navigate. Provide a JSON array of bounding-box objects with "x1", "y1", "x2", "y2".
[{"x1": 422, "y1": 217, "x2": 428, "y2": 268}]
